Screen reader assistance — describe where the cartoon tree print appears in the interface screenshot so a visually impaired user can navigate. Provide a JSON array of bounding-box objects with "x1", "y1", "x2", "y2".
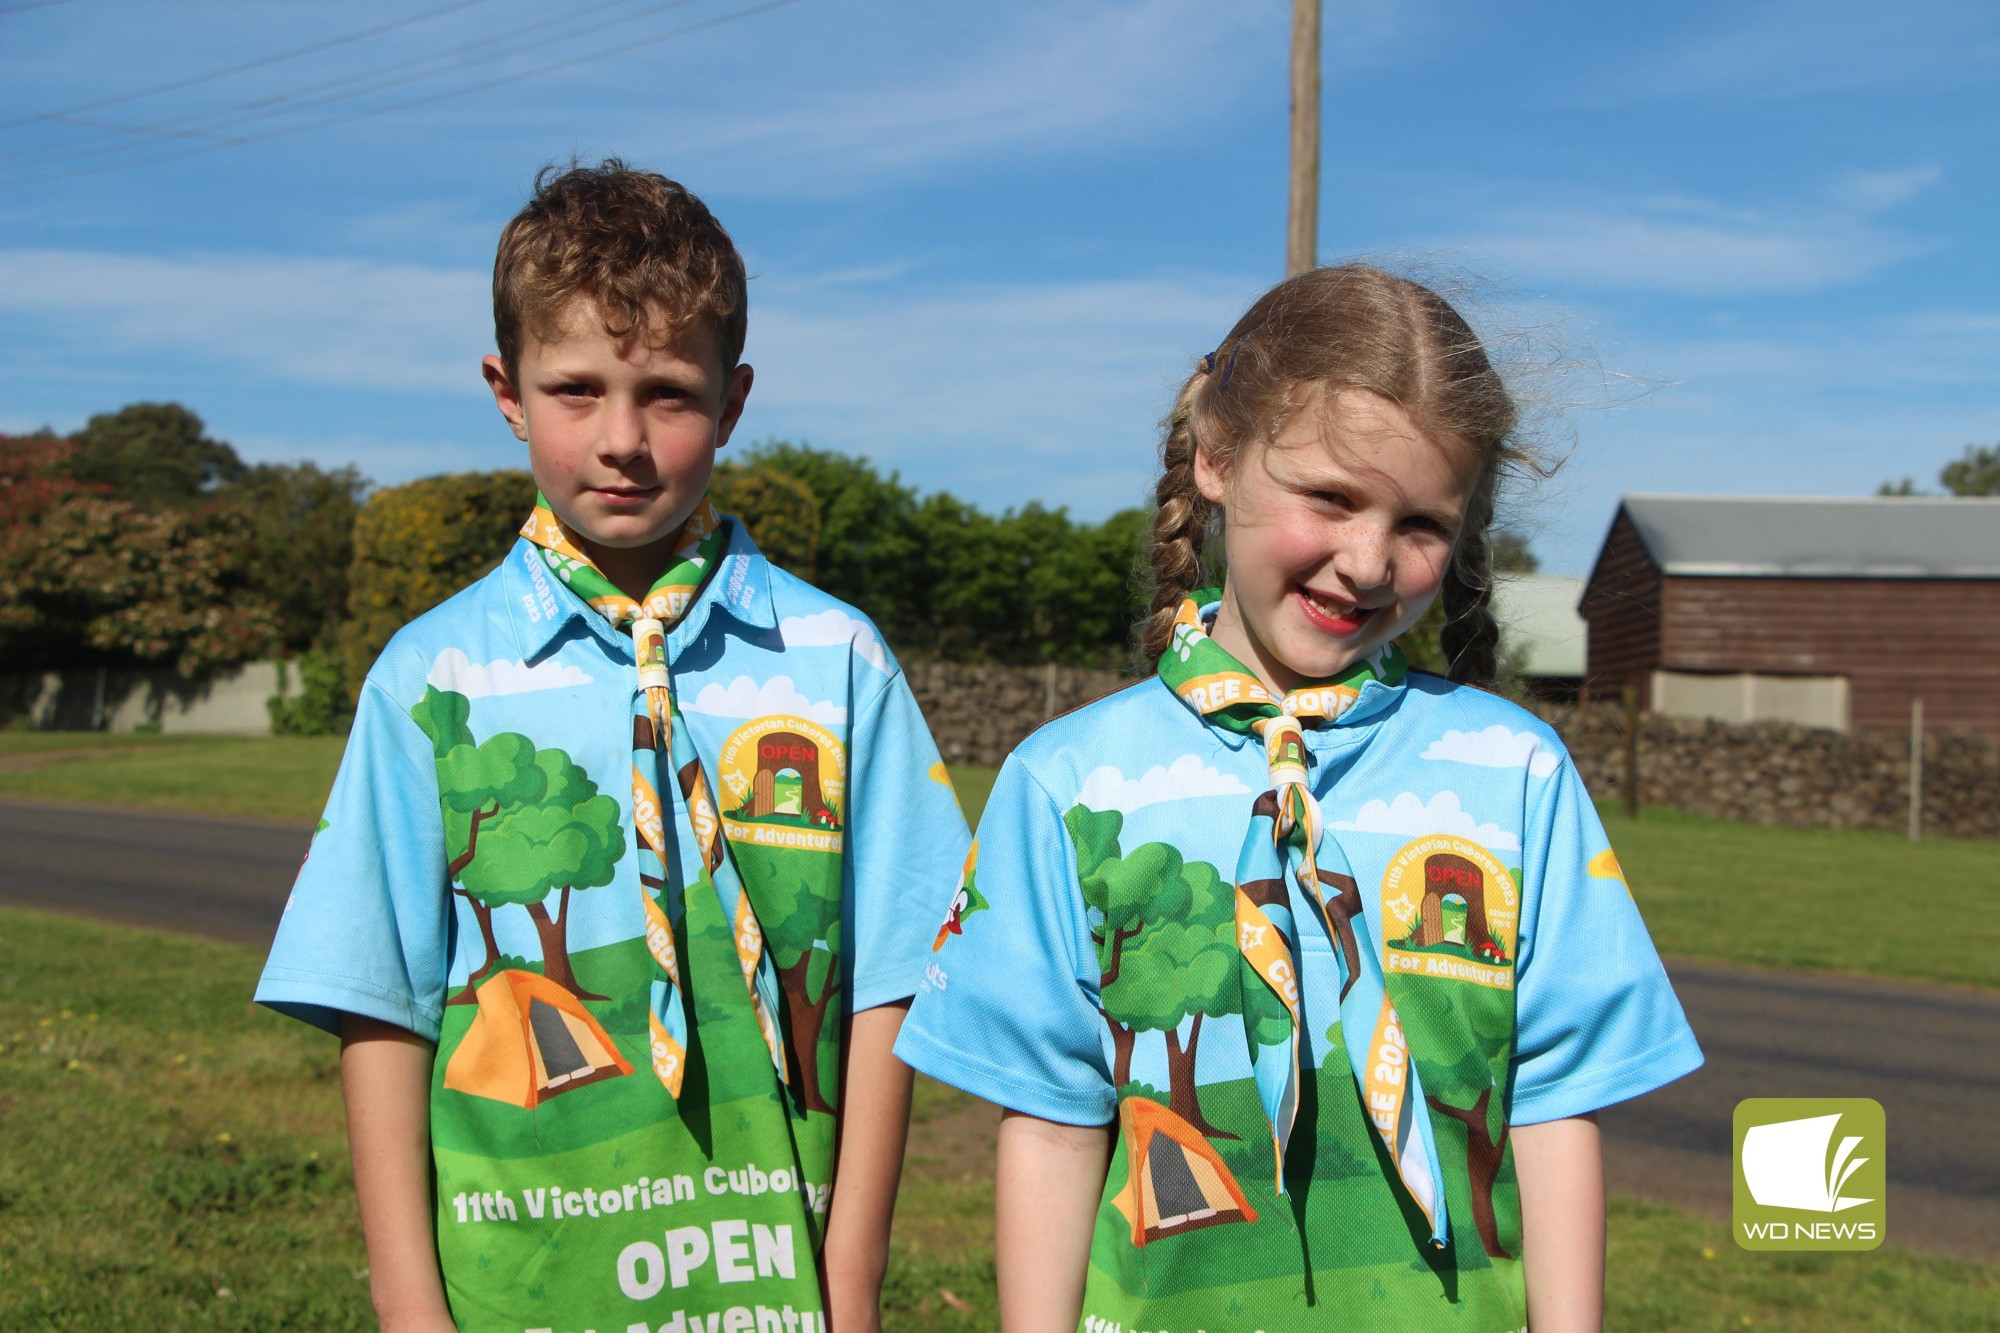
[
  {"x1": 412, "y1": 685, "x2": 625, "y2": 1003},
  {"x1": 461, "y1": 745, "x2": 625, "y2": 1000},
  {"x1": 1066, "y1": 805, "x2": 1271, "y2": 1138},
  {"x1": 1416, "y1": 991, "x2": 1517, "y2": 1260},
  {"x1": 748, "y1": 870, "x2": 842, "y2": 1115}
]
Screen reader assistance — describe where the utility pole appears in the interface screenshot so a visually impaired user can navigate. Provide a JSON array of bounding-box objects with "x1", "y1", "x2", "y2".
[{"x1": 1287, "y1": 0, "x2": 1322, "y2": 276}]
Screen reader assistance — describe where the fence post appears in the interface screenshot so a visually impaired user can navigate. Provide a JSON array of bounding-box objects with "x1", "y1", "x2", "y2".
[
  {"x1": 1908, "y1": 697, "x2": 1924, "y2": 844},
  {"x1": 1044, "y1": 661, "x2": 1058, "y2": 719},
  {"x1": 1621, "y1": 682, "x2": 1641, "y2": 819}
]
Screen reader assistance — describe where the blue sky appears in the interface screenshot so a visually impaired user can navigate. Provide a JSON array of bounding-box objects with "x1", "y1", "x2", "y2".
[{"x1": 3, "y1": 0, "x2": 1996, "y2": 574}]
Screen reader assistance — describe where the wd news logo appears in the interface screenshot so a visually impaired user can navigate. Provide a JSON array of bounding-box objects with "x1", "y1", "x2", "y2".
[{"x1": 1733, "y1": 1098, "x2": 1886, "y2": 1251}]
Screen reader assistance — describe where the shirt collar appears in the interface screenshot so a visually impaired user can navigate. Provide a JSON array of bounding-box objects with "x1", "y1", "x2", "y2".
[{"x1": 501, "y1": 516, "x2": 777, "y2": 664}]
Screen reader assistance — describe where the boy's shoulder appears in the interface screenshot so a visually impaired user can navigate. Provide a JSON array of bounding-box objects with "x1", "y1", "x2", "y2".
[
  {"x1": 364, "y1": 545, "x2": 534, "y2": 702},
  {"x1": 732, "y1": 535, "x2": 904, "y2": 689}
]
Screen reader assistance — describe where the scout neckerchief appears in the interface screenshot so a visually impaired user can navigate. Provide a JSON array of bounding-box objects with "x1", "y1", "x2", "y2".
[
  {"x1": 519, "y1": 496, "x2": 787, "y2": 1099},
  {"x1": 1158, "y1": 592, "x2": 1450, "y2": 1249}
]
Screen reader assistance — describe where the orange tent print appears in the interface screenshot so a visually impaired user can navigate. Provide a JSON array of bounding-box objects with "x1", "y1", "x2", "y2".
[
  {"x1": 443, "y1": 968, "x2": 632, "y2": 1108},
  {"x1": 1110, "y1": 1096, "x2": 1258, "y2": 1247}
]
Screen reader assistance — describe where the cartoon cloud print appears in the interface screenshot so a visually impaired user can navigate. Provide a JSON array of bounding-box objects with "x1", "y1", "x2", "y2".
[
  {"x1": 686, "y1": 673, "x2": 847, "y2": 725},
  {"x1": 778, "y1": 609, "x2": 892, "y2": 674},
  {"x1": 1420, "y1": 724, "x2": 1560, "y2": 778},
  {"x1": 1076, "y1": 754, "x2": 1252, "y2": 814},
  {"x1": 426, "y1": 646, "x2": 594, "y2": 698},
  {"x1": 1334, "y1": 789, "x2": 1521, "y2": 852}
]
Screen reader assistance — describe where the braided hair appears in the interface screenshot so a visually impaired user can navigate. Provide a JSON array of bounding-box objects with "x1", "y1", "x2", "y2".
[{"x1": 1140, "y1": 264, "x2": 1527, "y2": 683}]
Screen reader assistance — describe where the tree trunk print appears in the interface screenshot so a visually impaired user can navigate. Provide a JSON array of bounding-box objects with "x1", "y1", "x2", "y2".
[
  {"x1": 1426, "y1": 1087, "x2": 1513, "y2": 1259},
  {"x1": 528, "y1": 887, "x2": 609, "y2": 1002},
  {"x1": 446, "y1": 884, "x2": 502, "y2": 1007},
  {"x1": 777, "y1": 950, "x2": 837, "y2": 1115},
  {"x1": 1166, "y1": 1013, "x2": 1237, "y2": 1140},
  {"x1": 1095, "y1": 919, "x2": 1142, "y2": 1089},
  {"x1": 445, "y1": 801, "x2": 502, "y2": 1006}
]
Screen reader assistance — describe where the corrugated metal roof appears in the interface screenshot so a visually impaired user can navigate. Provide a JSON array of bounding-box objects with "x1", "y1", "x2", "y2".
[
  {"x1": 1618, "y1": 495, "x2": 2000, "y2": 578},
  {"x1": 1491, "y1": 573, "x2": 1585, "y2": 677}
]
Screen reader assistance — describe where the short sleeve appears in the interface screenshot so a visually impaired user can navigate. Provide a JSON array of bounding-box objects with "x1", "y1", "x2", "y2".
[
  {"x1": 255, "y1": 678, "x2": 452, "y2": 1041},
  {"x1": 1508, "y1": 753, "x2": 1703, "y2": 1124},
  {"x1": 841, "y1": 671, "x2": 973, "y2": 1013},
  {"x1": 895, "y1": 754, "x2": 1116, "y2": 1126}
]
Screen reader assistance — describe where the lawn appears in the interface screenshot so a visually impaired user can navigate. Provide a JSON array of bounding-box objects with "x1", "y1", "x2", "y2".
[
  {"x1": 3, "y1": 732, "x2": 1992, "y2": 988},
  {"x1": 2, "y1": 909, "x2": 1993, "y2": 1331}
]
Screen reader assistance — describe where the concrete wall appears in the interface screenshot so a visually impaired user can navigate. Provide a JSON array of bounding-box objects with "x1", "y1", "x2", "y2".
[
  {"x1": 2, "y1": 661, "x2": 295, "y2": 735},
  {"x1": 1651, "y1": 670, "x2": 1851, "y2": 732}
]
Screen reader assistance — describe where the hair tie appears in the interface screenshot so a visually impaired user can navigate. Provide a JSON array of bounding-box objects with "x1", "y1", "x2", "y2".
[
  {"x1": 1216, "y1": 337, "x2": 1245, "y2": 392},
  {"x1": 1200, "y1": 352, "x2": 1217, "y2": 375}
]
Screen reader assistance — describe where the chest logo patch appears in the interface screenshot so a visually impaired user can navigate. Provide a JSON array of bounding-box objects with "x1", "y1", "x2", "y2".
[
  {"x1": 1379, "y1": 834, "x2": 1519, "y2": 989},
  {"x1": 717, "y1": 715, "x2": 847, "y2": 855}
]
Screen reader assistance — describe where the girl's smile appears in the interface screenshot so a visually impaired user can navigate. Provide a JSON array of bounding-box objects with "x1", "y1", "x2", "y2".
[{"x1": 1194, "y1": 387, "x2": 1476, "y2": 693}]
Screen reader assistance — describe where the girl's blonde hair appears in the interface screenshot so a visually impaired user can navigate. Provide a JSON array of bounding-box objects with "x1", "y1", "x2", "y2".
[{"x1": 1142, "y1": 264, "x2": 1527, "y2": 683}]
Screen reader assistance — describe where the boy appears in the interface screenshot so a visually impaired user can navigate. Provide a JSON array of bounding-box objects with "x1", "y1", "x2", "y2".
[{"x1": 257, "y1": 161, "x2": 970, "y2": 1333}]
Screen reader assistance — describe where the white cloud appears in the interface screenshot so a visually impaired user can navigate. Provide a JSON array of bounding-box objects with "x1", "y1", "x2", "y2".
[
  {"x1": 1830, "y1": 166, "x2": 1943, "y2": 214},
  {"x1": 1452, "y1": 203, "x2": 1915, "y2": 297},
  {"x1": 1422, "y1": 725, "x2": 1560, "y2": 778},
  {"x1": 685, "y1": 674, "x2": 845, "y2": 726},
  {"x1": 0, "y1": 248, "x2": 486, "y2": 392},
  {"x1": 777, "y1": 609, "x2": 891, "y2": 675},
  {"x1": 1077, "y1": 753, "x2": 1252, "y2": 814},
  {"x1": 1334, "y1": 791, "x2": 1520, "y2": 852},
  {"x1": 427, "y1": 647, "x2": 591, "y2": 699}
]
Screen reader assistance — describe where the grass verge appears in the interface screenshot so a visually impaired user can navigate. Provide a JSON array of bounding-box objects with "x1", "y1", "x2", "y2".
[
  {"x1": 1601, "y1": 802, "x2": 1998, "y2": 988},
  {"x1": 3, "y1": 908, "x2": 1994, "y2": 1330}
]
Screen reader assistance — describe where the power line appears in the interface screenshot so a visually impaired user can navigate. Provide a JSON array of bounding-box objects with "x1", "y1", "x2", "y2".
[
  {"x1": 1, "y1": 0, "x2": 807, "y2": 187},
  {"x1": 0, "y1": 0, "x2": 497, "y2": 130},
  {"x1": 0, "y1": 0, "x2": 684, "y2": 169}
]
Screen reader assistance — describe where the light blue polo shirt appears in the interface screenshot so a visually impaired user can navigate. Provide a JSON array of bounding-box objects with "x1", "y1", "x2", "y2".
[
  {"x1": 899, "y1": 670, "x2": 1700, "y2": 1330},
  {"x1": 258, "y1": 518, "x2": 969, "y2": 1333}
]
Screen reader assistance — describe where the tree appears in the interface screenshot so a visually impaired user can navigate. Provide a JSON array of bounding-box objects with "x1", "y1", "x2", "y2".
[
  {"x1": 341, "y1": 471, "x2": 537, "y2": 690},
  {"x1": 710, "y1": 461, "x2": 820, "y2": 578},
  {"x1": 739, "y1": 867, "x2": 842, "y2": 1115},
  {"x1": 414, "y1": 686, "x2": 625, "y2": 1002},
  {"x1": 1412, "y1": 990, "x2": 1517, "y2": 1259},
  {"x1": 1879, "y1": 442, "x2": 2000, "y2": 497},
  {"x1": 1065, "y1": 804, "x2": 1270, "y2": 1138},
  {"x1": 65, "y1": 402, "x2": 244, "y2": 504},
  {"x1": 0, "y1": 492, "x2": 279, "y2": 676},
  {"x1": 220, "y1": 461, "x2": 368, "y2": 654}
]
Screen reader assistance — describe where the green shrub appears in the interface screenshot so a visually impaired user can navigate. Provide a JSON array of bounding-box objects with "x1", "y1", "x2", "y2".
[{"x1": 269, "y1": 649, "x2": 352, "y2": 737}]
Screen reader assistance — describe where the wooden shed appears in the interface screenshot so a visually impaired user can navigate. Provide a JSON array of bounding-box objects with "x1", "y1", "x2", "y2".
[{"x1": 1580, "y1": 496, "x2": 2000, "y2": 739}]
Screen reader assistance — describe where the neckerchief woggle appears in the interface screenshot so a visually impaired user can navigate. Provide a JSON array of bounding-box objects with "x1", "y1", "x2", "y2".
[
  {"x1": 519, "y1": 496, "x2": 788, "y2": 1099},
  {"x1": 1158, "y1": 592, "x2": 1449, "y2": 1249}
]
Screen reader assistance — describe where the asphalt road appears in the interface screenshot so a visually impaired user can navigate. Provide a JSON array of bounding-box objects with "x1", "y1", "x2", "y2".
[{"x1": 4, "y1": 795, "x2": 1995, "y2": 1262}]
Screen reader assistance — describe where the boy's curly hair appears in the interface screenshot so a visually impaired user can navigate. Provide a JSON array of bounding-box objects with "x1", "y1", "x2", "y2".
[{"x1": 493, "y1": 158, "x2": 747, "y2": 375}]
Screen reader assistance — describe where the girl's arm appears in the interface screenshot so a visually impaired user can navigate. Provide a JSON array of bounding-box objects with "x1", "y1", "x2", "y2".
[
  {"x1": 340, "y1": 1015, "x2": 459, "y2": 1333},
  {"x1": 996, "y1": 1110, "x2": 1114, "y2": 1333},
  {"x1": 1512, "y1": 1112, "x2": 1605, "y2": 1333},
  {"x1": 821, "y1": 1001, "x2": 916, "y2": 1332}
]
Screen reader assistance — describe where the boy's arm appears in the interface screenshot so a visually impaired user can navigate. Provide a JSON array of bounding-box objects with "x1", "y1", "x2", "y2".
[
  {"x1": 1513, "y1": 1112, "x2": 1605, "y2": 1333},
  {"x1": 341, "y1": 1015, "x2": 458, "y2": 1333},
  {"x1": 996, "y1": 1111, "x2": 1112, "y2": 1333},
  {"x1": 821, "y1": 1001, "x2": 915, "y2": 1333}
]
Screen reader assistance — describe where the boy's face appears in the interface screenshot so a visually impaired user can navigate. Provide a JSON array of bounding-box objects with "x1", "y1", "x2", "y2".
[{"x1": 483, "y1": 301, "x2": 752, "y2": 585}]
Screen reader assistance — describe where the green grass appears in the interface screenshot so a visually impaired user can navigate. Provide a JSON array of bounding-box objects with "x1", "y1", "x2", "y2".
[
  {"x1": 1602, "y1": 802, "x2": 2000, "y2": 989},
  {"x1": 4, "y1": 909, "x2": 1991, "y2": 1331},
  {"x1": 0, "y1": 729, "x2": 221, "y2": 755}
]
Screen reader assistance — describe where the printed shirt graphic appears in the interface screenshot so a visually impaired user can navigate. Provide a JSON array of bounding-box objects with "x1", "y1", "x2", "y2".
[
  {"x1": 257, "y1": 520, "x2": 969, "y2": 1332},
  {"x1": 898, "y1": 673, "x2": 1701, "y2": 1331}
]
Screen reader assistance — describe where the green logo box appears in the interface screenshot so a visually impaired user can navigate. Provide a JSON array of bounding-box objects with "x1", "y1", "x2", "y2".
[{"x1": 1733, "y1": 1097, "x2": 1886, "y2": 1251}]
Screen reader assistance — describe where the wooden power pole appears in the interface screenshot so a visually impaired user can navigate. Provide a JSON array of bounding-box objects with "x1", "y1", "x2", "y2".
[{"x1": 1287, "y1": 0, "x2": 1322, "y2": 276}]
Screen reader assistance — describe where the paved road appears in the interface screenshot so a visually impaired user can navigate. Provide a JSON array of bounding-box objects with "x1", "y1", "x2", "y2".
[{"x1": 4, "y1": 796, "x2": 1995, "y2": 1262}]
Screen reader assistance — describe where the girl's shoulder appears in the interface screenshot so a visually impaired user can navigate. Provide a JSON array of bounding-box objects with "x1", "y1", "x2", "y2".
[
  {"x1": 1003, "y1": 675, "x2": 1235, "y2": 804},
  {"x1": 1393, "y1": 670, "x2": 1570, "y2": 752}
]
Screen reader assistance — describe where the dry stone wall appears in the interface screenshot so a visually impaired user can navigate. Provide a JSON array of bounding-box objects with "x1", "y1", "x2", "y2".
[
  {"x1": 904, "y1": 661, "x2": 1998, "y2": 841},
  {"x1": 1542, "y1": 705, "x2": 1999, "y2": 840}
]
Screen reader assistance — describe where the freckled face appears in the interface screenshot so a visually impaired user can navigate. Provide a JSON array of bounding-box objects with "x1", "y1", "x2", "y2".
[
  {"x1": 483, "y1": 302, "x2": 751, "y2": 589},
  {"x1": 1195, "y1": 388, "x2": 1478, "y2": 692}
]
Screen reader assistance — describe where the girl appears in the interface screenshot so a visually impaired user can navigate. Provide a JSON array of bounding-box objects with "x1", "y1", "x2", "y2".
[{"x1": 896, "y1": 266, "x2": 1701, "y2": 1331}]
